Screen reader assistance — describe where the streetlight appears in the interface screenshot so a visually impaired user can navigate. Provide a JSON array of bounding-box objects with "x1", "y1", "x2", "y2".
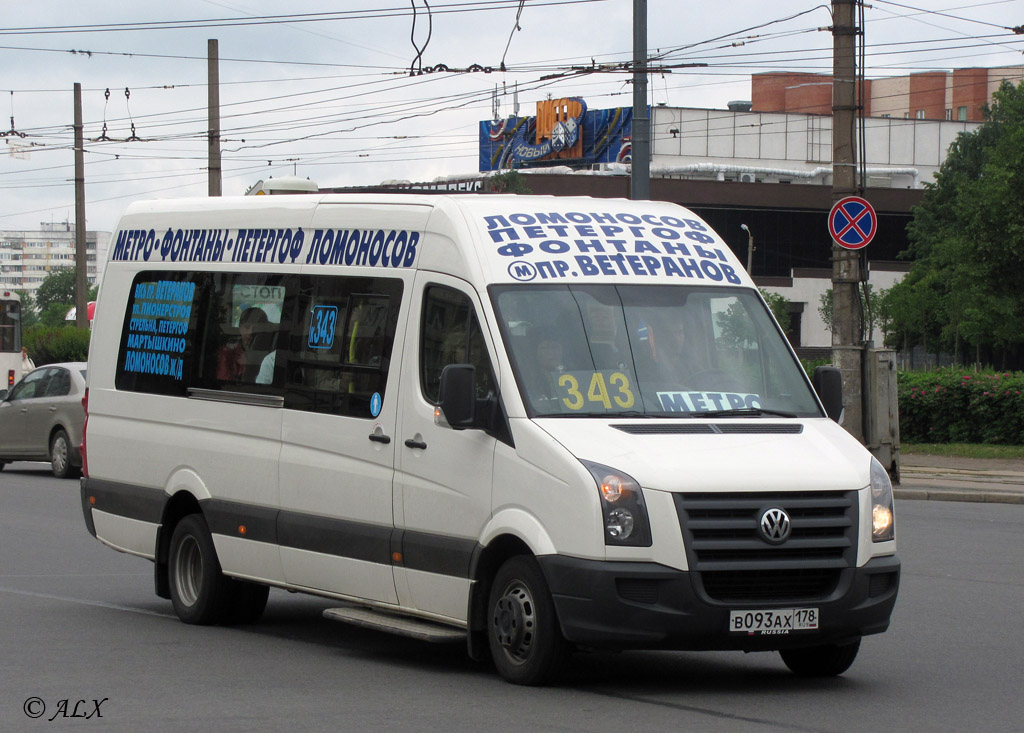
[{"x1": 740, "y1": 223, "x2": 754, "y2": 274}]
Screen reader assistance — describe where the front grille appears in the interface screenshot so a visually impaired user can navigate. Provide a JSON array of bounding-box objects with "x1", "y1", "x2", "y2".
[
  {"x1": 674, "y1": 490, "x2": 858, "y2": 604},
  {"x1": 701, "y1": 568, "x2": 840, "y2": 603}
]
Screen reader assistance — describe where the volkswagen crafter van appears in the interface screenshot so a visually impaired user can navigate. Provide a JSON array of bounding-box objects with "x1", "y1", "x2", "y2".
[{"x1": 80, "y1": 194, "x2": 898, "y2": 685}]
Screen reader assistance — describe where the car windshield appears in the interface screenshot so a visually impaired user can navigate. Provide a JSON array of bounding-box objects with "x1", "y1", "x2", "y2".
[{"x1": 491, "y1": 284, "x2": 821, "y2": 418}]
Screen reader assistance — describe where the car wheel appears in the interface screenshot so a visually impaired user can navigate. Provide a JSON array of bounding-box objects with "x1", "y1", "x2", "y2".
[
  {"x1": 49, "y1": 429, "x2": 76, "y2": 479},
  {"x1": 168, "y1": 514, "x2": 233, "y2": 625},
  {"x1": 487, "y1": 555, "x2": 567, "y2": 685},
  {"x1": 780, "y1": 639, "x2": 861, "y2": 677}
]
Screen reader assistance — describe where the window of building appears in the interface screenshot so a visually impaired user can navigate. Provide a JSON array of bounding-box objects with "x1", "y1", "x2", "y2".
[
  {"x1": 915, "y1": 110, "x2": 925, "y2": 119},
  {"x1": 958, "y1": 106, "x2": 968, "y2": 121},
  {"x1": 945, "y1": 109, "x2": 952, "y2": 120}
]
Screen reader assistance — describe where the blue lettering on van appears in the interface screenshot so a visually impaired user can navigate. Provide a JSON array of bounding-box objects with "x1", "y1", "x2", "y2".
[
  {"x1": 122, "y1": 280, "x2": 195, "y2": 382},
  {"x1": 656, "y1": 391, "x2": 763, "y2": 413},
  {"x1": 308, "y1": 305, "x2": 338, "y2": 349},
  {"x1": 112, "y1": 227, "x2": 417, "y2": 268},
  {"x1": 483, "y1": 212, "x2": 742, "y2": 281}
]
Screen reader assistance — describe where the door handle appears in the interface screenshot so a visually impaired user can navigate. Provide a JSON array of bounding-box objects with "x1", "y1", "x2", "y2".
[
  {"x1": 368, "y1": 433, "x2": 391, "y2": 444},
  {"x1": 49, "y1": 406, "x2": 57, "y2": 412},
  {"x1": 404, "y1": 439, "x2": 427, "y2": 450}
]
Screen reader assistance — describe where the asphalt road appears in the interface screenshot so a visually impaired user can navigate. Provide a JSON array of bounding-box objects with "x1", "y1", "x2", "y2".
[{"x1": 2, "y1": 461, "x2": 1023, "y2": 732}]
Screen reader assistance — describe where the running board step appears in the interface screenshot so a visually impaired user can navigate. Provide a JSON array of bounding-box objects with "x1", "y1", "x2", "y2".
[{"x1": 323, "y1": 606, "x2": 466, "y2": 644}]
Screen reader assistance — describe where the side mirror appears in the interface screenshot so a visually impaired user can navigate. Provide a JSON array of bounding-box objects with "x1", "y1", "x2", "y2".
[
  {"x1": 0, "y1": 389, "x2": 6, "y2": 401},
  {"x1": 812, "y1": 366, "x2": 844, "y2": 423},
  {"x1": 436, "y1": 364, "x2": 476, "y2": 429}
]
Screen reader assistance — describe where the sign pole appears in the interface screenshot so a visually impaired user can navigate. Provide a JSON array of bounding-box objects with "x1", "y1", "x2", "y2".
[{"x1": 831, "y1": 0, "x2": 865, "y2": 443}]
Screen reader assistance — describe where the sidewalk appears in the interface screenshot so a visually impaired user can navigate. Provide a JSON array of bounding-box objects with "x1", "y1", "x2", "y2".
[{"x1": 896, "y1": 453, "x2": 1024, "y2": 505}]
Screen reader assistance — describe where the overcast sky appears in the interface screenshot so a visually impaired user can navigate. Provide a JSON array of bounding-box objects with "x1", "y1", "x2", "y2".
[{"x1": 1, "y1": 0, "x2": 1021, "y2": 234}]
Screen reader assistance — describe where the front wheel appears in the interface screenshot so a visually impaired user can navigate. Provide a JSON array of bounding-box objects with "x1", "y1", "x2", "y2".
[
  {"x1": 780, "y1": 639, "x2": 861, "y2": 677},
  {"x1": 168, "y1": 514, "x2": 234, "y2": 625},
  {"x1": 487, "y1": 556, "x2": 567, "y2": 686}
]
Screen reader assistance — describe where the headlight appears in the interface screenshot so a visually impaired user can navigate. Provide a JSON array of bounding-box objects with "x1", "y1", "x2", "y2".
[
  {"x1": 870, "y1": 457, "x2": 895, "y2": 543},
  {"x1": 582, "y1": 461, "x2": 652, "y2": 547}
]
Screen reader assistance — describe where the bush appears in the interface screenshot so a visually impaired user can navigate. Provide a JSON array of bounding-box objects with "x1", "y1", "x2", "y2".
[
  {"x1": 801, "y1": 357, "x2": 833, "y2": 378},
  {"x1": 24, "y1": 326, "x2": 91, "y2": 366},
  {"x1": 899, "y1": 368, "x2": 1024, "y2": 444}
]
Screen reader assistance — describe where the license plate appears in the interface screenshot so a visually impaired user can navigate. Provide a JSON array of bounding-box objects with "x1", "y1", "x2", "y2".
[{"x1": 729, "y1": 608, "x2": 819, "y2": 634}]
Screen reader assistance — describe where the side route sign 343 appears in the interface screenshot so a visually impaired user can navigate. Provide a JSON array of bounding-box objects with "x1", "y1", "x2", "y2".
[{"x1": 828, "y1": 196, "x2": 877, "y2": 250}]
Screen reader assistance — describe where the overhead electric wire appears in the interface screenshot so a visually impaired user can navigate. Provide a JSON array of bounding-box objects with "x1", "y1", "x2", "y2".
[{"x1": 0, "y1": 0, "x2": 610, "y2": 35}]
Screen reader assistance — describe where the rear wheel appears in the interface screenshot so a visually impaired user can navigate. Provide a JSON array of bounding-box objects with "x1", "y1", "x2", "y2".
[
  {"x1": 50, "y1": 429, "x2": 77, "y2": 479},
  {"x1": 780, "y1": 640, "x2": 861, "y2": 677},
  {"x1": 168, "y1": 514, "x2": 233, "y2": 625},
  {"x1": 487, "y1": 556, "x2": 567, "y2": 686}
]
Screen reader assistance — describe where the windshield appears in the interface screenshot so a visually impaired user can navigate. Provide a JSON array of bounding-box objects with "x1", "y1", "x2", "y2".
[{"x1": 492, "y1": 284, "x2": 821, "y2": 418}]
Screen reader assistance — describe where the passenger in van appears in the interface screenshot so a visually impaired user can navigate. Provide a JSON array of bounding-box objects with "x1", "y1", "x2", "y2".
[
  {"x1": 216, "y1": 307, "x2": 269, "y2": 382},
  {"x1": 650, "y1": 316, "x2": 702, "y2": 387},
  {"x1": 584, "y1": 301, "x2": 627, "y2": 370},
  {"x1": 531, "y1": 330, "x2": 566, "y2": 402}
]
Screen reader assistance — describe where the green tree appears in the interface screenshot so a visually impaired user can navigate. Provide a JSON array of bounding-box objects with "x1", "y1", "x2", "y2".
[
  {"x1": 486, "y1": 169, "x2": 531, "y2": 194},
  {"x1": 31, "y1": 269, "x2": 97, "y2": 330},
  {"x1": 888, "y1": 79, "x2": 1024, "y2": 366},
  {"x1": 15, "y1": 289, "x2": 39, "y2": 330},
  {"x1": 759, "y1": 289, "x2": 791, "y2": 335},
  {"x1": 818, "y1": 285, "x2": 888, "y2": 343},
  {"x1": 34, "y1": 268, "x2": 77, "y2": 313}
]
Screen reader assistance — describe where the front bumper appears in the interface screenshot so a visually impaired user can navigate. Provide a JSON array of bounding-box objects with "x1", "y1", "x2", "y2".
[{"x1": 538, "y1": 554, "x2": 899, "y2": 651}]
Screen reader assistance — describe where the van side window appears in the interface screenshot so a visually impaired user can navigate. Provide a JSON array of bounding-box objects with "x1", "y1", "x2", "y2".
[
  {"x1": 281, "y1": 275, "x2": 403, "y2": 418},
  {"x1": 115, "y1": 270, "x2": 401, "y2": 418},
  {"x1": 420, "y1": 285, "x2": 495, "y2": 404},
  {"x1": 116, "y1": 272, "x2": 203, "y2": 397},
  {"x1": 202, "y1": 273, "x2": 286, "y2": 388}
]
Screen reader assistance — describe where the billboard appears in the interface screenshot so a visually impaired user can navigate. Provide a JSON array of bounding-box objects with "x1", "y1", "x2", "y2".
[{"x1": 479, "y1": 98, "x2": 634, "y2": 172}]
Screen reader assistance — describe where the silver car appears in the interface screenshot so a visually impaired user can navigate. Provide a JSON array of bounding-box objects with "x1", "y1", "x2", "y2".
[{"x1": 0, "y1": 362, "x2": 87, "y2": 478}]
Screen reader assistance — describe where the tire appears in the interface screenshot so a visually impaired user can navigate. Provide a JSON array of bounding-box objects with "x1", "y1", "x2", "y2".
[
  {"x1": 50, "y1": 429, "x2": 78, "y2": 479},
  {"x1": 168, "y1": 514, "x2": 234, "y2": 625},
  {"x1": 780, "y1": 639, "x2": 861, "y2": 677},
  {"x1": 226, "y1": 580, "x2": 270, "y2": 625},
  {"x1": 487, "y1": 555, "x2": 567, "y2": 686}
]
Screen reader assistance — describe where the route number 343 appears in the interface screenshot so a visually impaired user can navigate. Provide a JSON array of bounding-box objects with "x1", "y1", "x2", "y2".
[{"x1": 557, "y1": 371, "x2": 635, "y2": 410}]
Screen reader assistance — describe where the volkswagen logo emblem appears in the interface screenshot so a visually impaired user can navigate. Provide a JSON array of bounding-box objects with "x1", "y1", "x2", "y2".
[{"x1": 759, "y1": 507, "x2": 792, "y2": 544}]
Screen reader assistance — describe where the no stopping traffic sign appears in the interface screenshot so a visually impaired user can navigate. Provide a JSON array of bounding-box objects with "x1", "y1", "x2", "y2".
[{"x1": 829, "y1": 196, "x2": 877, "y2": 250}]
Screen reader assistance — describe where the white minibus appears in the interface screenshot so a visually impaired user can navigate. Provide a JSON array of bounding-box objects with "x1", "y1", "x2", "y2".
[{"x1": 81, "y1": 194, "x2": 898, "y2": 685}]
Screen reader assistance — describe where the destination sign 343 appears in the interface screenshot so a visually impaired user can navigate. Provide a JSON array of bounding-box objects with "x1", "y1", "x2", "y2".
[{"x1": 828, "y1": 196, "x2": 877, "y2": 250}]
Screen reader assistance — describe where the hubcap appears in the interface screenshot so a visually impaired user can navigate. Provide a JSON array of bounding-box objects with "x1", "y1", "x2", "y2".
[
  {"x1": 492, "y1": 581, "x2": 536, "y2": 663},
  {"x1": 173, "y1": 536, "x2": 203, "y2": 607},
  {"x1": 52, "y1": 436, "x2": 68, "y2": 474}
]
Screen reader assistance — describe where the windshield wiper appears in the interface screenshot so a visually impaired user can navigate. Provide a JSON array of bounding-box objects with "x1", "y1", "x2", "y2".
[{"x1": 693, "y1": 407, "x2": 798, "y2": 418}]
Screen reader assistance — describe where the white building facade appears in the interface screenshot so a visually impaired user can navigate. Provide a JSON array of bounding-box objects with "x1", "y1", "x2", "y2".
[{"x1": 0, "y1": 223, "x2": 110, "y2": 302}]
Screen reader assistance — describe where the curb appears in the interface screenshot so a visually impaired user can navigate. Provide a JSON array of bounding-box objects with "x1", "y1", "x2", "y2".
[{"x1": 894, "y1": 488, "x2": 1024, "y2": 505}]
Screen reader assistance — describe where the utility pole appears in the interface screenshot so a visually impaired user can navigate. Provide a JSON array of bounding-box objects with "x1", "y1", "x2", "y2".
[
  {"x1": 831, "y1": 0, "x2": 865, "y2": 441},
  {"x1": 208, "y1": 39, "x2": 222, "y2": 197},
  {"x1": 630, "y1": 0, "x2": 649, "y2": 200},
  {"x1": 73, "y1": 83, "x2": 88, "y2": 330}
]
